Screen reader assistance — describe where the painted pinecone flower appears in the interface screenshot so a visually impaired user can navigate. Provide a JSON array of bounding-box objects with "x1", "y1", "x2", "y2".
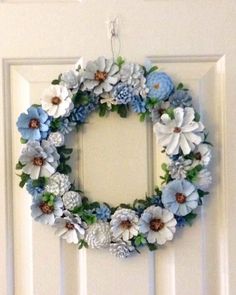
[
  {"x1": 109, "y1": 241, "x2": 135, "y2": 259},
  {"x1": 85, "y1": 221, "x2": 111, "y2": 249},
  {"x1": 168, "y1": 156, "x2": 192, "y2": 179},
  {"x1": 62, "y1": 191, "x2": 82, "y2": 210},
  {"x1": 45, "y1": 172, "x2": 71, "y2": 197},
  {"x1": 59, "y1": 118, "x2": 76, "y2": 135},
  {"x1": 113, "y1": 82, "x2": 135, "y2": 104},
  {"x1": 169, "y1": 90, "x2": 192, "y2": 108},
  {"x1": 48, "y1": 132, "x2": 65, "y2": 147}
]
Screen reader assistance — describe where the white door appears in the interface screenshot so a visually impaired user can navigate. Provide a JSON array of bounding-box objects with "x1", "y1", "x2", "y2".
[{"x1": 0, "y1": 1, "x2": 235, "y2": 295}]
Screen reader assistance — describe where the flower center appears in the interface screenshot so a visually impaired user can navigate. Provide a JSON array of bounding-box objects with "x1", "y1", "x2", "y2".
[
  {"x1": 149, "y1": 218, "x2": 165, "y2": 232},
  {"x1": 94, "y1": 71, "x2": 108, "y2": 82},
  {"x1": 66, "y1": 222, "x2": 75, "y2": 230},
  {"x1": 175, "y1": 193, "x2": 187, "y2": 204},
  {"x1": 158, "y1": 108, "x2": 164, "y2": 116},
  {"x1": 51, "y1": 96, "x2": 61, "y2": 105},
  {"x1": 33, "y1": 157, "x2": 44, "y2": 166},
  {"x1": 120, "y1": 220, "x2": 132, "y2": 230},
  {"x1": 29, "y1": 118, "x2": 40, "y2": 129},
  {"x1": 195, "y1": 152, "x2": 202, "y2": 160},
  {"x1": 39, "y1": 202, "x2": 54, "y2": 214},
  {"x1": 173, "y1": 127, "x2": 182, "y2": 133},
  {"x1": 153, "y1": 83, "x2": 160, "y2": 89}
]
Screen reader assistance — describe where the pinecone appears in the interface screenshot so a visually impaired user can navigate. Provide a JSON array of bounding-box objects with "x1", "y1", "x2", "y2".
[
  {"x1": 45, "y1": 172, "x2": 71, "y2": 197},
  {"x1": 85, "y1": 221, "x2": 111, "y2": 249},
  {"x1": 62, "y1": 191, "x2": 82, "y2": 210},
  {"x1": 48, "y1": 132, "x2": 65, "y2": 147},
  {"x1": 109, "y1": 241, "x2": 135, "y2": 258}
]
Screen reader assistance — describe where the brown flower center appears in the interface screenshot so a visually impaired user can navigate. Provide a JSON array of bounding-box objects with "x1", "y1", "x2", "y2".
[
  {"x1": 120, "y1": 220, "x2": 132, "y2": 230},
  {"x1": 149, "y1": 218, "x2": 165, "y2": 232},
  {"x1": 153, "y1": 83, "x2": 160, "y2": 89},
  {"x1": 158, "y1": 108, "x2": 165, "y2": 116},
  {"x1": 66, "y1": 222, "x2": 75, "y2": 230},
  {"x1": 33, "y1": 157, "x2": 44, "y2": 166},
  {"x1": 173, "y1": 127, "x2": 181, "y2": 133},
  {"x1": 195, "y1": 152, "x2": 202, "y2": 160},
  {"x1": 94, "y1": 71, "x2": 108, "y2": 82},
  {"x1": 51, "y1": 96, "x2": 61, "y2": 105},
  {"x1": 39, "y1": 202, "x2": 54, "y2": 214},
  {"x1": 29, "y1": 118, "x2": 40, "y2": 129},
  {"x1": 175, "y1": 193, "x2": 187, "y2": 204}
]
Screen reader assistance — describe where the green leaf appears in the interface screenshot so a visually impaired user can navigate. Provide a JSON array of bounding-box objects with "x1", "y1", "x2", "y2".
[
  {"x1": 117, "y1": 104, "x2": 128, "y2": 118},
  {"x1": 16, "y1": 161, "x2": 24, "y2": 170},
  {"x1": 31, "y1": 104, "x2": 41, "y2": 108},
  {"x1": 184, "y1": 212, "x2": 197, "y2": 226},
  {"x1": 19, "y1": 172, "x2": 30, "y2": 188},
  {"x1": 50, "y1": 118, "x2": 61, "y2": 132},
  {"x1": 146, "y1": 66, "x2": 158, "y2": 76},
  {"x1": 32, "y1": 177, "x2": 48, "y2": 187},
  {"x1": 197, "y1": 189, "x2": 209, "y2": 198},
  {"x1": 51, "y1": 79, "x2": 60, "y2": 85},
  {"x1": 73, "y1": 91, "x2": 90, "y2": 106},
  {"x1": 194, "y1": 112, "x2": 201, "y2": 122},
  {"x1": 139, "y1": 112, "x2": 146, "y2": 122},
  {"x1": 20, "y1": 138, "x2": 28, "y2": 144},
  {"x1": 164, "y1": 108, "x2": 175, "y2": 119},
  {"x1": 99, "y1": 103, "x2": 108, "y2": 117},
  {"x1": 161, "y1": 163, "x2": 168, "y2": 172},
  {"x1": 116, "y1": 56, "x2": 125, "y2": 69},
  {"x1": 134, "y1": 234, "x2": 146, "y2": 247},
  {"x1": 78, "y1": 239, "x2": 88, "y2": 249},
  {"x1": 176, "y1": 83, "x2": 184, "y2": 90},
  {"x1": 146, "y1": 242, "x2": 158, "y2": 251}
]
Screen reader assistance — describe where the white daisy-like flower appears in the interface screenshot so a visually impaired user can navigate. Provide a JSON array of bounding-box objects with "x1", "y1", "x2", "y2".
[
  {"x1": 48, "y1": 132, "x2": 65, "y2": 147},
  {"x1": 60, "y1": 70, "x2": 82, "y2": 93},
  {"x1": 54, "y1": 212, "x2": 85, "y2": 244},
  {"x1": 100, "y1": 92, "x2": 118, "y2": 109},
  {"x1": 110, "y1": 208, "x2": 139, "y2": 242},
  {"x1": 139, "y1": 206, "x2": 176, "y2": 245},
  {"x1": 82, "y1": 56, "x2": 119, "y2": 95},
  {"x1": 85, "y1": 221, "x2": 111, "y2": 249},
  {"x1": 192, "y1": 143, "x2": 212, "y2": 167},
  {"x1": 41, "y1": 85, "x2": 73, "y2": 118},
  {"x1": 154, "y1": 107, "x2": 204, "y2": 156},
  {"x1": 193, "y1": 169, "x2": 212, "y2": 190}
]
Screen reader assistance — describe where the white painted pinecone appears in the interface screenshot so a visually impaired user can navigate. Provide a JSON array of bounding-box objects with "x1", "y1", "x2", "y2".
[
  {"x1": 62, "y1": 191, "x2": 82, "y2": 210},
  {"x1": 48, "y1": 132, "x2": 65, "y2": 147},
  {"x1": 45, "y1": 172, "x2": 71, "y2": 197},
  {"x1": 109, "y1": 241, "x2": 134, "y2": 258},
  {"x1": 85, "y1": 222, "x2": 111, "y2": 249}
]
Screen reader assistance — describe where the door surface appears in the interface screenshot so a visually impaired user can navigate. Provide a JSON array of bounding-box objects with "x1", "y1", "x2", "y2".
[{"x1": 0, "y1": 1, "x2": 236, "y2": 295}]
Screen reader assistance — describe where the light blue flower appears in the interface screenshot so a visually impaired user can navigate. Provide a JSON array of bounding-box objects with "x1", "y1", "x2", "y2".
[
  {"x1": 31, "y1": 196, "x2": 63, "y2": 225},
  {"x1": 161, "y1": 179, "x2": 199, "y2": 216},
  {"x1": 146, "y1": 72, "x2": 174, "y2": 100},
  {"x1": 169, "y1": 90, "x2": 192, "y2": 108},
  {"x1": 130, "y1": 96, "x2": 146, "y2": 113},
  {"x1": 59, "y1": 118, "x2": 76, "y2": 135},
  {"x1": 17, "y1": 106, "x2": 50, "y2": 141},
  {"x1": 95, "y1": 204, "x2": 111, "y2": 221},
  {"x1": 26, "y1": 179, "x2": 44, "y2": 199},
  {"x1": 113, "y1": 83, "x2": 135, "y2": 104}
]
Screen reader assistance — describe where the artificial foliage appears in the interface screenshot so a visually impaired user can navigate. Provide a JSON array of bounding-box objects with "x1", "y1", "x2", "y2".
[{"x1": 16, "y1": 56, "x2": 212, "y2": 259}]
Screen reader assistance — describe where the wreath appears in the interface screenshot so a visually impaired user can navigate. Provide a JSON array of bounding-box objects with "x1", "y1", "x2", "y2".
[{"x1": 16, "y1": 56, "x2": 212, "y2": 259}]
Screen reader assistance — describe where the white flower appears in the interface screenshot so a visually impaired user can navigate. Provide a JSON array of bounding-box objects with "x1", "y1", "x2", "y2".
[
  {"x1": 48, "y1": 132, "x2": 65, "y2": 147},
  {"x1": 82, "y1": 56, "x2": 119, "y2": 95},
  {"x1": 139, "y1": 206, "x2": 176, "y2": 245},
  {"x1": 62, "y1": 191, "x2": 82, "y2": 210},
  {"x1": 192, "y1": 143, "x2": 212, "y2": 167},
  {"x1": 110, "y1": 208, "x2": 139, "y2": 241},
  {"x1": 45, "y1": 172, "x2": 71, "y2": 197},
  {"x1": 19, "y1": 140, "x2": 60, "y2": 179},
  {"x1": 41, "y1": 85, "x2": 73, "y2": 118},
  {"x1": 85, "y1": 221, "x2": 111, "y2": 249},
  {"x1": 109, "y1": 240, "x2": 135, "y2": 259},
  {"x1": 60, "y1": 70, "x2": 81, "y2": 93},
  {"x1": 100, "y1": 92, "x2": 118, "y2": 109},
  {"x1": 154, "y1": 107, "x2": 204, "y2": 156},
  {"x1": 193, "y1": 169, "x2": 212, "y2": 190},
  {"x1": 54, "y1": 212, "x2": 85, "y2": 244}
]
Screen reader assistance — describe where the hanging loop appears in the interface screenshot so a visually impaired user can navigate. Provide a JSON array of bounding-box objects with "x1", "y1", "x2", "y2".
[{"x1": 107, "y1": 17, "x2": 121, "y2": 61}]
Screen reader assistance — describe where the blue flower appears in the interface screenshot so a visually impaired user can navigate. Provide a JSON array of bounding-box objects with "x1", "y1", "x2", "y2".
[
  {"x1": 175, "y1": 215, "x2": 186, "y2": 227},
  {"x1": 161, "y1": 179, "x2": 199, "y2": 216},
  {"x1": 95, "y1": 204, "x2": 111, "y2": 221},
  {"x1": 146, "y1": 72, "x2": 174, "y2": 100},
  {"x1": 26, "y1": 179, "x2": 44, "y2": 199},
  {"x1": 59, "y1": 118, "x2": 76, "y2": 134},
  {"x1": 113, "y1": 83, "x2": 135, "y2": 104},
  {"x1": 150, "y1": 195, "x2": 164, "y2": 207},
  {"x1": 17, "y1": 106, "x2": 50, "y2": 140},
  {"x1": 130, "y1": 96, "x2": 146, "y2": 113},
  {"x1": 169, "y1": 90, "x2": 192, "y2": 108}
]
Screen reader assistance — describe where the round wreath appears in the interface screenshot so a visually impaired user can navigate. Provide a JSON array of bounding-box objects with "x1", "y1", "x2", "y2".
[{"x1": 16, "y1": 56, "x2": 212, "y2": 259}]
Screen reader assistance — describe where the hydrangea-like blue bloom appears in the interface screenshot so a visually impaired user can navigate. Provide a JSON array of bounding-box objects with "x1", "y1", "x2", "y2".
[
  {"x1": 113, "y1": 82, "x2": 135, "y2": 104},
  {"x1": 130, "y1": 96, "x2": 146, "y2": 113},
  {"x1": 175, "y1": 216, "x2": 186, "y2": 227},
  {"x1": 95, "y1": 204, "x2": 111, "y2": 221},
  {"x1": 17, "y1": 106, "x2": 50, "y2": 140},
  {"x1": 146, "y1": 72, "x2": 174, "y2": 100},
  {"x1": 59, "y1": 118, "x2": 76, "y2": 135},
  {"x1": 161, "y1": 179, "x2": 199, "y2": 216},
  {"x1": 26, "y1": 179, "x2": 44, "y2": 199},
  {"x1": 150, "y1": 195, "x2": 164, "y2": 207},
  {"x1": 169, "y1": 90, "x2": 192, "y2": 108}
]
